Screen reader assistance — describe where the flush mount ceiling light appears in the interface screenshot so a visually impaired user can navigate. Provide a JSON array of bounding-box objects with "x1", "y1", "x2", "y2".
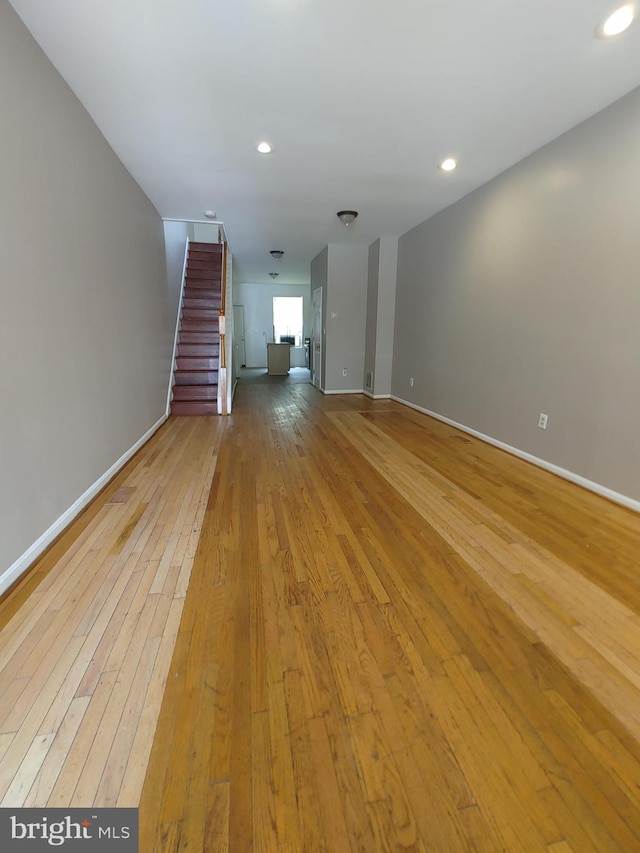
[
  {"x1": 270, "y1": 250, "x2": 284, "y2": 260},
  {"x1": 203, "y1": 210, "x2": 217, "y2": 219},
  {"x1": 597, "y1": 4, "x2": 635, "y2": 37},
  {"x1": 257, "y1": 141, "x2": 272, "y2": 154},
  {"x1": 337, "y1": 210, "x2": 358, "y2": 226},
  {"x1": 269, "y1": 272, "x2": 279, "y2": 279},
  {"x1": 439, "y1": 158, "x2": 457, "y2": 172}
]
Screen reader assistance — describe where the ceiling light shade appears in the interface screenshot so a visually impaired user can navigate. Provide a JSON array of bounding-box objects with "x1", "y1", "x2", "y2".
[
  {"x1": 269, "y1": 272, "x2": 279, "y2": 279},
  {"x1": 270, "y1": 250, "x2": 284, "y2": 260},
  {"x1": 439, "y1": 158, "x2": 457, "y2": 172},
  {"x1": 598, "y1": 4, "x2": 635, "y2": 36},
  {"x1": 203, "y1": 210, "x2": 217, "y2": 219},
  {"x1": 337, "y1": 210, "x2": 358, "y2": 226},
  {"x1": 257, "y1": 141, "x2": 272, "y2": 154}
]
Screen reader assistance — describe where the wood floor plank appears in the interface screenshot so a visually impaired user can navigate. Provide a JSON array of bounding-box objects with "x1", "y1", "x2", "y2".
[{"x1": 23, "y1": 696, "x2": 91, "y2": 807}]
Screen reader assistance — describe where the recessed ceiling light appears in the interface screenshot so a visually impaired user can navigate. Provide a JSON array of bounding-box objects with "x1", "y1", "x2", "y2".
[
  {"x1": 439, "y1": 158, "x2": 457, "y2": 172},
  {"x1": 598, "y1": 4, "x2": 635, "y2": 37},
  {"x1": 257, "y1": 141, "x2": 272, "y2": 154}
]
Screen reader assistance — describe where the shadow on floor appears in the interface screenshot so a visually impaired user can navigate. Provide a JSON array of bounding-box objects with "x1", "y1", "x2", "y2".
[{"x1": 237, "y1": 367, "x2": 311, "y2": 385}]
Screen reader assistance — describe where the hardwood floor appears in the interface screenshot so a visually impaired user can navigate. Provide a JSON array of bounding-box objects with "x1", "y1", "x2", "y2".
[
  {"x1": 3, "y1": 380, "x2": 640, "y2": 851},
  {"x1": 0, "y1": 416, "x2": 222, "y2": 809}
]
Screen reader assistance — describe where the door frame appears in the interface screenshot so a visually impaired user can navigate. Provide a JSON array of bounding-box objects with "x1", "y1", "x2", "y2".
[
  {"x1": 312, "y1": 287, "x2": 323, "y2": 390},
  {"x1": 232, "y1": 304, "x2": 246, "y2": 374}
]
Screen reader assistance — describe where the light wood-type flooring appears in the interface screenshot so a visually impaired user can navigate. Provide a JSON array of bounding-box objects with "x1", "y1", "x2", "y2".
[{"x1": 2, "y1": 380, "x2": 640, "y2": 851}]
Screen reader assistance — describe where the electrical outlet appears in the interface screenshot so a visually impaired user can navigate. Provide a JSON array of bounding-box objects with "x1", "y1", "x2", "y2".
[
  {"x1": 538, "y1": 413, "x2": 548, "y2": 430},
  {"x1": 409, "y1": 377, "x2": 414, "y2": 387},
  {"x1": 342, "y1": 368, "x2": 348, "y2": 376}
]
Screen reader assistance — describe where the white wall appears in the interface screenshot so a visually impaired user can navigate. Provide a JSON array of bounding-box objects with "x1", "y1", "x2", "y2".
[
  {"x1": 192, "y1": 223, "x2": 220, "y2": 244},
  {"x1": 163, "y1": 220, "x2": 189, "y2": 319},
  {"x1": 233, "y1": 282, "x2": 312, "y2": 368},
  {"x1": 0, "y1": 2, "x2": 179, "y2": 584},
  {"x1": 392, "y1": 84, "x2": 640, "y2": 505}
]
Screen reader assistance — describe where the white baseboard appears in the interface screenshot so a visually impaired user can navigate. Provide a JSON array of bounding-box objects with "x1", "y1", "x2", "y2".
[
  {"x1": 392, "y1": 396, "x2": 640, "y2": 515},
  {"x1": 322, "y1": 388, "x2": 364, "y2": 396},
  {"x1": 0, "y1": 414, "x2": 168, "y2": 598},
  {"x1": 363, "y1": 390, "x2": 392, "y2": 400}
]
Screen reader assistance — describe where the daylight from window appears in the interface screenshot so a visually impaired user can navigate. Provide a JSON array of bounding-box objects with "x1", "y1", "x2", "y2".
[{"x1": 273, "y1": 296, "x2": 303, "y2": 346}]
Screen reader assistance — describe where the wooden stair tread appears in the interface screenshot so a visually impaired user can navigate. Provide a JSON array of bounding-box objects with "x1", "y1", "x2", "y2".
[
  {"x1": 176, "y1": 357, "x2": 219, "y2": 370},
  {"x1": 177, "y1": 332, "x2": 219, "y2": 344},
  {"x1": 186, "y1": 261, "x2": 221, "y2": 268},
  {"x1": 170, "y1": 400, "x2": 218, "y2": 415},
  {"x1": 183, "y1": 288, "x2": 220, "y2": 298},
  {"x1": 177, "y1": 343, "x2": 219, "y2": 355},
  {"x1": 183, "y1": 298, "x2": 222, "y2": 309},
  {"x1": 187, "y1": 258, "x2": 223, "y2": 268},
  {"x1": 189, "y1": 242, "x2": 222, "y2": 252},
  {"x1": 186, "y1": 273, "x2": 221, "y2": 283},
  {"x1": 174, "y1": 370, "x2": 219, "y2": 385},
  {"x1": 180, "y1": 317, "x2": 220, "y2": 332},
  {"x1": 172, "y1": 385, "x2": 218, "y2": 401}
]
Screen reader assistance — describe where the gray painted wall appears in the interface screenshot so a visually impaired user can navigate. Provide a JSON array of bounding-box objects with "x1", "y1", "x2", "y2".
[
  {"x1": 310, "y1": 247, "x2": 328, "y2": 389},
  {"x1": 233, "y1": 282, "x2": 312, "y2": 368},
  {"x1": 392, "y1": 85, "x2": 640, "y2": 502},
  {"x1": 0, "y1": 1, "x2": 177, "y2": 577},
  {"x1": 163, "y1": 220, "x2": 190, "y2": 320},
  {"x1": 324, "y1": 244, "x2": 369, "y2": 392},
  {"x1": 364, "y1": 241, "x2": 380, "y2": 392},
  {"x1": 365, "y1": 237, "x2": 397, "y2": 397}
]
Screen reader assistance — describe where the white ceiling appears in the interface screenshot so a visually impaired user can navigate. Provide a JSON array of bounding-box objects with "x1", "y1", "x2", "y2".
[{"x1": 9, "y1": 0, "x2": 640, "y2": 284}]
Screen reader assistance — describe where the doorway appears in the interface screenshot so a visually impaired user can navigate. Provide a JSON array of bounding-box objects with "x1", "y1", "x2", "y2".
[{"x1": 233, "y1": 305, "x2": 246, "y2": 372}]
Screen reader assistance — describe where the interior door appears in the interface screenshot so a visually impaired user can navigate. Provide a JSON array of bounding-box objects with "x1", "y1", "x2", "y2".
[
  {"x1": 233, "y1": 305, "x2": 246, "y2": 371},
  {"x1": 312, "y1": 287, "x2": 322, "y2": 389}
]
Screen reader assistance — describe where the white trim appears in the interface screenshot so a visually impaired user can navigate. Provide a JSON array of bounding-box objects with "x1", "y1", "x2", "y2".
[
  {"x1": 392, "y1": 396, "x2": 640, "y2": 515},
  {"x1": 166, "y1": 238, "x2": 190, "y2": 416},
  {"x1": 323, "y1": 388, "x2": 364, "y2": 396},
  {"x1": 0, "y1": 415, "x2": 168, "y2": 597},
  {"x1": 225, "y1": 249, "x2": 234, "y2": 415},
  {"x1": 363, "y1": 390, "x2": 392, "y2": 400},
  {"x1": 162, "y1": 217, "x2": 223, "y2": 225}
]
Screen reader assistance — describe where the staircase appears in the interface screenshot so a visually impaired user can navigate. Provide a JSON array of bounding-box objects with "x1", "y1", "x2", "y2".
[{"x1": 170, "y1": 242, "x2": 222, "y2": 415}]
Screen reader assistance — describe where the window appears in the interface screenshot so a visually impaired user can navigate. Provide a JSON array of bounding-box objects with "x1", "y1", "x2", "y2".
[{"x1": 273, "y1": 296, "x2": 303, "y2": 346}]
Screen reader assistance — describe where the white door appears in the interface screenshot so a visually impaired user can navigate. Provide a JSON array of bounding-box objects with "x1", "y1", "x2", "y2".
[
  {"x1": 312, "y1": 287, "x2": 322, "y2": 389},
  {"x1": 233, "y1": 305, "x2": 246, "y2": 372}
]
